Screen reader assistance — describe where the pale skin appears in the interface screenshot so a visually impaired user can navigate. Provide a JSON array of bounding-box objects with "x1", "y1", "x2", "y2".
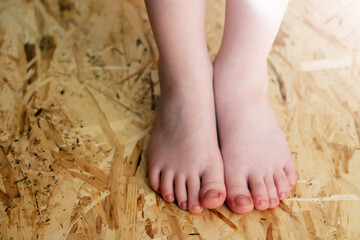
[{"x1": 145, "y1": 0, "x2": 298, "y2": 214}]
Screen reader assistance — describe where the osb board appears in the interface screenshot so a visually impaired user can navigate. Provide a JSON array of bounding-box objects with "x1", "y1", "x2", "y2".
[{"x1": 0, "y1": 0, "x2": 360, "y2": 239}]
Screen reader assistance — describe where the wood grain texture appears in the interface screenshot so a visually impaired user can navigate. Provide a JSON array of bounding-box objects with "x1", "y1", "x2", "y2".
[{"x1": 0, "y1": 0, "x2": 359, "y2": 239}]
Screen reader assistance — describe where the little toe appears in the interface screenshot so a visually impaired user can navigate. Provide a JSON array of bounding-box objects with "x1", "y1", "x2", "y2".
[
  {"x1": 284, "y1": 164, "x2": 298, "y2": 189},
  {"x1": 187, "y1": 176, "x2": 203, "y2": 213},
  {"x1": 249, "y1": 176, "x2": 269, "y2": 210},
  {"x1": 226, "y1": 177, "x2": 254, "y2": 214},
  {"x1": 274, "y1": 170, "x2": 290, "y2": 200},
  {"x1": 149, "y1": 168, "x2": 161, "y2": 193},
  {"x1": 160, "y1": 172, "x2": 175, "y2": 202},
  {"x1": 174, "y1": 176, "x2": 187, "y2": 210},
  {"x1": 264, "y1": 175, "x2": 279, "y2": 208},
  {"x1": 200, "y1": 171, "x2": 226, "y2": 209}
]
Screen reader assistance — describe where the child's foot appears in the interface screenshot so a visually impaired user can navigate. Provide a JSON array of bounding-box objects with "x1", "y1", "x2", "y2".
[
  {"x1": 214, "y1": 60, "x2": 297, "y2": 214},
  {"x1": 147, "y1": 59, "x2": 226, "y2": 214}
]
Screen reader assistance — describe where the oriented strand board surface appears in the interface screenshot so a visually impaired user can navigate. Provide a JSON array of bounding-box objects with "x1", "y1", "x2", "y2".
[{"x1": 0, "y1": 0, "x2": 360, "y2": 239}]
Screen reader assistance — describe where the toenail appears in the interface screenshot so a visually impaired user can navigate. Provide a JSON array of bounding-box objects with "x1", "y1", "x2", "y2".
[
  {"x1": 192, "y1": 204, "x2": 202, "y2": 210},
  {"x1": 165, "y1": 194, "x2": 174, "y2": 202},
  {"x1": 234, "y1": 196, "x2": 252, "y2": 206},
  {"x1": 279, "y1": 192, "x2": 287, "y2": 199},
  {"x1": 259, "y1": 200, "x2": 267, "y2": 206},
  {"x1": 180, "y1": 202, "x2": 187, "y2": 210},
  {"x1": 204, "y1": 190, "x2": 220, "y2": 199},
  {"x1": 269, "y1": 198, "x2": 277, "y2": 205}
]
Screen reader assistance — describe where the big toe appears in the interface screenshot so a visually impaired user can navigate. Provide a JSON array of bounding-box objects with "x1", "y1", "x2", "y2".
[
  {"x1": 200, "y1": 171, "x2": 226, "y2": 209},
  {"x1": 226, "y1": 177, "x2": 254, "y2": 214}
]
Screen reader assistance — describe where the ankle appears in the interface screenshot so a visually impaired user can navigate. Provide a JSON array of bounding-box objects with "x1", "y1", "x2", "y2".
[
  {"x1": 214, "y1": 60, "x2": 269, "y2": 104},
  {"x1": 158, "y1": 55, "x2": 213, "y2": 76},
  {"x1": 157, "y1": 56, "x2": 213, "y2": 97}
]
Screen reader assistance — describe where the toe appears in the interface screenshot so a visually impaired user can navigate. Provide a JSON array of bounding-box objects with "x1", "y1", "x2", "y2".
[
  {"x1": 284, "y1": 164, "x2": 298, "y2": 189},
  {"x1": 199, "y1": 170, "x2": 226, "y2": 209},
  {"x1": 274, "y1": 170, "x2": 290, "y2": 200},
  {"x1": 174, "y1": 176, "x2": 188, "y2": 210},
  {"x1": 149, "y1": 168, "x2": 161, "y2": 193},
  {"x1": 249, "y1": 175, "x2": 269, "y2": 210},
  {"x1": 264, "y1": 174, "x2": 279, "y2": 208},
  {"x1": 187, "y1": 176, "x2": 203, "y2": 213},
  {"x1": 226, "y1": 176, "x2": 254, "y2": 214},
  {"x1": 160, "y1": 171, "x2": 175, "y2": 202}
]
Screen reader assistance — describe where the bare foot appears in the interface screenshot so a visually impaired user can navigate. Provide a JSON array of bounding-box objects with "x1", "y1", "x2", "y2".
[
  {"x1": 147, "y1": 59, "x2": 226, "y2": 213},
  {"x1": 214, "y1": 60, "x2": 297, "y2": 214}
]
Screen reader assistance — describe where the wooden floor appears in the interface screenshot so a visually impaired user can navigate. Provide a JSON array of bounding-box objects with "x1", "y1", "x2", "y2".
[{"x1": 1, "y1": 0, "x2": 360, "y2": 239}]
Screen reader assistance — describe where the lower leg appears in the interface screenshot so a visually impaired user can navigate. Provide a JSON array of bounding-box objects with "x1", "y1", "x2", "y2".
[
  {"x1": 145, "y1": 0, "x2": 210, "y2": 82},
  {"x1": 145, "y1": 0, "x2": 226, "y2": 213},
  {"x1": 214, "y1": 0, "x2": 297, "y2": 214},
  {"x1": 216, "y1": 0, "x2": 289, "y2": 96}
]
